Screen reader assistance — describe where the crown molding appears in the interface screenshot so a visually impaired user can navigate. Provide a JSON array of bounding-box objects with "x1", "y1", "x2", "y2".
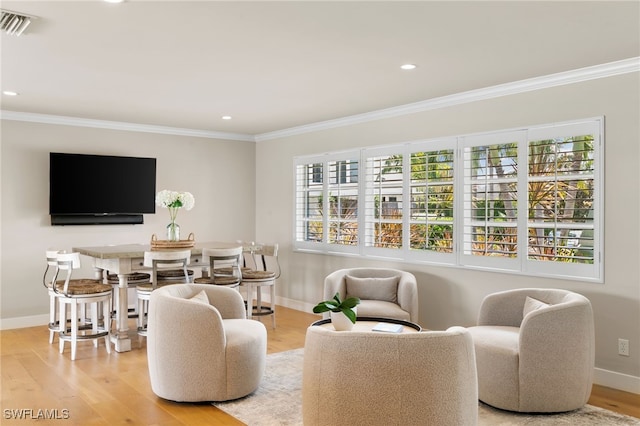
[
  {"x1": 2, "y1": 57, "x2": 638, "y2": 143},
  {"x1": 0, "y1": 111, "x2": 256, "y2": 142},
  {"x1": 254, "y1": 57, "x2": 640, "y2": 142}
]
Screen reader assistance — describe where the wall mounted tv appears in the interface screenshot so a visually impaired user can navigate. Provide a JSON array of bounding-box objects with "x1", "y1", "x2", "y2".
[{"x1": 49, "y1": 152, "x2": 157, "y2": 225}]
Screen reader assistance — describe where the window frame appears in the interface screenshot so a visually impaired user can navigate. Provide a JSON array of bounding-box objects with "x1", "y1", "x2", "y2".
[
  {"x1": 293, "y1": 117, "x2": 604, "y2": 282},
  {"x1": 457, "y1": 130, "x2": 527, "y2": 272},
  {"x1": 293, "y1": 151, "x2": 361, "y2": 255}
]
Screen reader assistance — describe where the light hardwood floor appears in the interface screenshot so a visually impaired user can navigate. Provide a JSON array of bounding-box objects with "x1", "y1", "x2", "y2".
[{"x1": 1, "y1": 306, "x2": 638, "y2": 425}]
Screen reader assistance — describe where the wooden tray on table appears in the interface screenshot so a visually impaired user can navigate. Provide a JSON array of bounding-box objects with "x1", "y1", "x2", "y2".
[{"x1": 150, "y1": 232, "x2": 196, "y2": 250}]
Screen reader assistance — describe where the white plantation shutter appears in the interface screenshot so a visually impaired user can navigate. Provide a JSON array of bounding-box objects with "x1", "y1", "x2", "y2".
[
  {"x1": 407, "y1": 139, "x2": 456, "y2": 263},
  {"x1": 524, "y1": 120, "x2": 602, "y2": 280},
  {"x1": 294, "y1": 152, "x2": 360, "y2": 254},
  {"x1": 293, "y1": 117, "x2": 603, "y2": 282},
  {"x1": 459, "y1": 131, "x2": 525, "y2": 271},
  {"x1": 363, "y1": 147, "x2": 404, "y2": 257},
  {"x1": 327, "y1": 159, "x2": 359, "y2": 246},
  {"x1": 294, "y1": 161, "x2": 324, "y2": 248}
]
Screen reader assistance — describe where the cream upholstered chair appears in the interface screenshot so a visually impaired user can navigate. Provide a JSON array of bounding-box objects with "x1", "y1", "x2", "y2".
[
  {"x1": 193, "y1": 246, "x2": 243, "y2": 288},
  {"x1": 303, "y1": 325, "x2": 478, "y2": 425},
  {"x1": 323, "y1": 268, "x2": 418, "y2": 323},
  {"x1": 52, "y1": 252, "x2": 112, "y2": 360},
  {"x1": 466, "y1": 288, "x2": 595, "y2": 413},
  {"x1": 136, "y1": 249, "x2": 191, "y2": 339},
  {"x1": 147, "y1": 284, "x2": 267, "y2": 402}
]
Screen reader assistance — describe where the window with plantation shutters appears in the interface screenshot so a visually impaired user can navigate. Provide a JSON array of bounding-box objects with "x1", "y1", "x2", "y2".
[
  {"x1": 293, "y1": 117, "x2": 603, "y2": 282},
  {"x1": 524, "y1": 121, "x2": 601, "y2": 279},
  {"x1": 294, "y1": 153, "x2": 360, "y2": 253}
]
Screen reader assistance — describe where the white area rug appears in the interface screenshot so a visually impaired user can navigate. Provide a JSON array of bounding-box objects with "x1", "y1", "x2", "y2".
[{"x1": 214, "y1": 348, "x2": 640, "y2": 426}]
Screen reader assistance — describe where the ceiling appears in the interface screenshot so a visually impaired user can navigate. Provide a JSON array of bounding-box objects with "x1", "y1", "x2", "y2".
[{"x1": 1, "y1": 1, "x2": 638, "y2": 138}]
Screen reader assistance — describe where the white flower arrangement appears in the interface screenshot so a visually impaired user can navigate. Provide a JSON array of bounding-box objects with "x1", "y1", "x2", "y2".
[{"x1": 156, "y1": 190, "x2": 195, "y2": 223}]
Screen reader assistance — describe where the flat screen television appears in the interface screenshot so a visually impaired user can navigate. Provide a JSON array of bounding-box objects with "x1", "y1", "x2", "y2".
[{"x1": 49, "y1": 152, "x2": 156, "y2": 225}]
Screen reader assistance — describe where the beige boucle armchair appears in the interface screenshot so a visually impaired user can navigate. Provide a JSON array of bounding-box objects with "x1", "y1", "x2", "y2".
[
  {"x1": 466, "y1": 288, "x2": 595, "y2": 413},
  {"x1": 147, "y1": 284, "x2": 267, "y2": 402},
  {"x1": 302, "y1": 325, "x2": 478, "y2": 425},
  {"x1": 323, "y1": 268, "x2": 418, "y2": 322}
]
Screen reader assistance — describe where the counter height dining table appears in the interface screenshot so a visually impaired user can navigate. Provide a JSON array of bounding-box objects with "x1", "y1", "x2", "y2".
[{"x1": 73, "y1": 241, "x2": 239, "y2": 352}]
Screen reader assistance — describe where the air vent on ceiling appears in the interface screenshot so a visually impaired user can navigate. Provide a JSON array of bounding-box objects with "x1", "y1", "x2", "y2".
[{"x1": 1, "y1": 9, "x2": 35, "y2": 36}]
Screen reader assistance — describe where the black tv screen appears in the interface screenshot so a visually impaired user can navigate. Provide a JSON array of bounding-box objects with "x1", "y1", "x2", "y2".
[{"x1": 49, "y1": 152, "x2": 156, "y2": 225}]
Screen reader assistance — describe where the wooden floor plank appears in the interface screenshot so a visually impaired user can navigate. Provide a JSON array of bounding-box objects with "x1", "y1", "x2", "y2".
[{"x1": 588, "y1": 384, "x2": 640, "y2": 419}]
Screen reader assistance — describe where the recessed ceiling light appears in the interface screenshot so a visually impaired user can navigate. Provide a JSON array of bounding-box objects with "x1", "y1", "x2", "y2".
[
  {"x1": 400, "y1": 64, "x2": 417, "y2": 70},
  {"x1": 2, "y1": 91, "x2": 18, "y2": 96},
  {"x1": 221, "y1": 116, "x2": 232, "y2": 120},
  {"x1": 104, "y1": 0, "x2": 124, "y2": 3}
]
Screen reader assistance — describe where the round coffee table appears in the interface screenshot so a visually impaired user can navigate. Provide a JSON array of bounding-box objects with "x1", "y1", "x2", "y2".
[{"x1": 311, "y1": 316, "x2": 421, "y2": 333}]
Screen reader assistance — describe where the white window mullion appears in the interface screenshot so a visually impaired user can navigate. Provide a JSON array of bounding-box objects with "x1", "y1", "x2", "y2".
[
  {"x1": 402, "y1": 147, "x2": 411, "y2": 258},
  {"x1": 322, "y1": 159, "x2": 329, "y2": 245},
  {"x1": 517, "y1": 135, "x2": 529, "y2": 272},
  {"x1": 455, "y1": 138, "x2": 463, "y2": 266}
]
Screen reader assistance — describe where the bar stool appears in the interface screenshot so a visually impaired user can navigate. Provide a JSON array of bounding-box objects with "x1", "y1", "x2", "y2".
[
  {"x1": 136, "y1": 249, "x2": 191, "y2": 339},
  {"x1": 193, "y1": 246, "x2": 243, "y2": 288},
  {"x1": 53, "y1": 252, "x2": 112, "y2": 360},
  {"x1": 240, "y1": 243, "x2": 280, "y2": 329},
  {"x1": 43, "y1": 250, "x2": 101, "y2": 344}
]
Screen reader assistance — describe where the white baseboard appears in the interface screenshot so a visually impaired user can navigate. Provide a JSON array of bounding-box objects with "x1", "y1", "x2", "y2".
[
  {"x1": 5, "y1": 305, "x2": 640, "y2": 396},
  {"x1": 276, "y1": 296, "x2": 318, "y2": 316},
  {"x1": 594, "y1": 367, "x2": 640, "y2": 395},
  {"x1": 0, "y1": 314, "x2": 49, "y2": 330}
]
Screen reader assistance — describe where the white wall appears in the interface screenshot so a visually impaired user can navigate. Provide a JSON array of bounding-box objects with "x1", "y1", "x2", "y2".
[
  {"x1": 0, "y1": 121, "x2": 256, "y2": 320},
  {"x1": 255, "y1": 72, "x2": 640, "y2": 392}
]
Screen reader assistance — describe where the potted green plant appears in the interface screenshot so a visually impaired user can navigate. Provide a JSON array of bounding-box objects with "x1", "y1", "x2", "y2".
[{"x1": 313, "y1": 292, "x2": 360, "y2": 331}]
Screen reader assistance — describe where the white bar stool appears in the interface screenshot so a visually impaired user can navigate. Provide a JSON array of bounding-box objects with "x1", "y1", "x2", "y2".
[
  {"x1": 193, "y1": 246, "x2": 244, "y2": 288},
  {"x1": 239, "y1": 243, "x2": 280, "y2": 329},
  {"x1": 53, "y1": 252, "x2": 112, "y2": 360},
  {"x1": 44, "y1": 250, "x2": 101, "y2": 344},
  {"x1": 136, "y1": 249, "x2": 191, "y2": 340}
]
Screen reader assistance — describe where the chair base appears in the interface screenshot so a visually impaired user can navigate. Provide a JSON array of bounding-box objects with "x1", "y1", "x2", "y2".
[
  {"x1": 58, "y1": 296, "x2": 112, "y2": 361},
  {"x1": 249, "y1": 303, "x2": 274, "y2": 317}
]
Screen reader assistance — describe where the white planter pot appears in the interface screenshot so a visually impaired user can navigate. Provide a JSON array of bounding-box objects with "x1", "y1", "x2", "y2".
[{"x1": 330, "y1": 309, "x2": 356, "y2": 331}]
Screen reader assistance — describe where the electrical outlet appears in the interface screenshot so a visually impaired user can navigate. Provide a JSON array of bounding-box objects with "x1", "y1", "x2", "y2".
[{"x1": 618, "y1": 338, "x2": 630, "y2": 356}]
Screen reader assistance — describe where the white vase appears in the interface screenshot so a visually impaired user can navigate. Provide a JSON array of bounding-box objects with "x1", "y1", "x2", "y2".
[{"x1": 330, "y1": 309, "x2": 356, "y2": 331}]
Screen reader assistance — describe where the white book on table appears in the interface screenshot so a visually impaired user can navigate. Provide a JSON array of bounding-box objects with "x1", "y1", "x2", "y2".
[{"x1": 371, "y1": 322, "x2": 403, "y2": 333}]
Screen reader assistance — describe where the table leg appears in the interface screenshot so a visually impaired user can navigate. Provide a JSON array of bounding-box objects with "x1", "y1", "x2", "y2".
[
  {"x1": 256, "y1": 285, "x2": 262, "y2": 315},
  {"x1": 246, "y1": 283, "x2": 253, "y2": 320},
  {"x1": 93, "y1": 267, "x2": 105, "y2": 282},
  {"x1": 111, "y1": 274, "x2": 132, "y2": 352}
]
